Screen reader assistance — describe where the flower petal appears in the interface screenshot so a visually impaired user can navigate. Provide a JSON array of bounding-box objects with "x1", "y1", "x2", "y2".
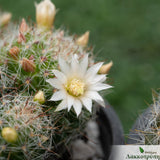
[
  {"x1": 89, "y1": 83, "x2": 112, "y2": 91},
  {"x1": 86, "y1": 74, "x2": 106, "y2": 84},
  {"x1": 85, "y1": 91, "x2": 105, "y2": 107},
  {"x1": 85, "y1": 62, "x2": 103, "y2": 80},
  {"x1": 99, "y1": 76, "x2": 107, "y2": 83},
  {"x1": 50, "y1": 91, "x2": 65, "y2": 101},
  {"x1": 67, "y1": 95, "x2": 75, "y2": 111},
  {"x1": 95, "y1": 99, "x2": 105, "y2": 107},
  {"x1": 46, "y1": 78, "x2": 62, "y2": 89},
  {"x1": 52, "y1": 70, "x2": 67, "y2": 84},
  {"x1": 73, "y1": 99, "x2": 82, "y2": 117},
  {"x1": 80, "y1": 54, "x2": 88, "y2": 76},
  {"x1": 71, "y1": 55, "x2": 79, "y2": 73},
  {"x1": 80, "y1": 97, "x2": 92, "y2": 112},
  {"x1": 59, "y1": 57, "x2": 70, "y2": 75},
  {"x1": 55, "y1": 100, "x2": 67, "y2": 112}
]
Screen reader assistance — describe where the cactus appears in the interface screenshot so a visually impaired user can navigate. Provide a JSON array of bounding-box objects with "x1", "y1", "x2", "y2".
[
  {"x1": 128, "y1": 91, "x2": 160, "y2": 145},
  {"x1": 0, "y1": 94, "x2": 54, "y2": 159},
  {"x1": 0, "y1": 19, "x2": 95, "y2": 159},
  {"x1": 0, "y1": 1, "x2": 112, "y2": 159},
  {"x1": 0, "y1": 19, "x2": 94, "y2": 96}
]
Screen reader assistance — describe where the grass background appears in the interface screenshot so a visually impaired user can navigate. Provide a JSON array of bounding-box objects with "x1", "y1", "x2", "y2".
[{"x1": 0, "y1": 0, "x2": 160, "y2": 135}]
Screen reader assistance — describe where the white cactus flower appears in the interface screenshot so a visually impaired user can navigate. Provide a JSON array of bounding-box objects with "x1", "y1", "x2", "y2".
[{"x1": 46, "y1": 55, "x2": 112, "y2": 116}]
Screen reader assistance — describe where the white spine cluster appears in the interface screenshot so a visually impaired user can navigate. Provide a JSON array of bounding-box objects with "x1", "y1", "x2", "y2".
[
  {"x1": 129, "y1": 94, "x2": 160, "y2": 145},
  {"x1": 0, "y1": 95, "x2": 54, "y2": 159}
]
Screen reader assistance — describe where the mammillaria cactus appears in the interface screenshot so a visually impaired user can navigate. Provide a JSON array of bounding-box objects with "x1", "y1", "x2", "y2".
[
  {"x1": 0, "y1": 95, "x2": 53, "y2": 159},
  {"x1": 128, "y1": 91, "x2": 160, "y2": 145},
  {"x1": 0, "y1": 0, "x2": 112, "y2": 159}
]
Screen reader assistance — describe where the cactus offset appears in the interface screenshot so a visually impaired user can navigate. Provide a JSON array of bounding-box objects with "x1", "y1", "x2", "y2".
[{"x1": 129, "y1": 91, "x2": 160, "y2": 145}]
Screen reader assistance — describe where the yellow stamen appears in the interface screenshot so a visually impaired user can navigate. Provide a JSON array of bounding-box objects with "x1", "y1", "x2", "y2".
[{"x1": 66, "y1": 78, "x2": 85, "y2": 97}]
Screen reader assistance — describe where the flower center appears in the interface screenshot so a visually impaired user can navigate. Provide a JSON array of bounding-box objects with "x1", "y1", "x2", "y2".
[{"x1": 66, "y1": 78, "x2": 85, "y2": 97}]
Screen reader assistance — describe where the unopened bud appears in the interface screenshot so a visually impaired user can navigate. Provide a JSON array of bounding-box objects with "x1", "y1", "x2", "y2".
[
  {"x1": 76, "y1": 31, "x2": 90, "y2": 47},
  {"x1": 99, "y1": 61, "x2": 113, "y2": 74},
  {"x1": 34, "y1": 90, "x2": 45, "y2": 104},
  {"x1": 0, "y1": 12, "x2": 12, "y2": 27},
  {"x1": 17, "y1": 32, "x2": 26, "y2": 44},
  {"x1": 1, "y1": 127, "x2": 18, "y2": 143},
  {"x1": 19, "y1": 18, "x2": 28, "y2": 33},
  {"x1": 21, "y1": 58, "x2": 36, "y2": 73},
  {"x1": 9, "y1": 46, "x2": 20, "y2": 60},
  {"x1": 35, "y1": 0, "x2": 56, "y2": 30}
]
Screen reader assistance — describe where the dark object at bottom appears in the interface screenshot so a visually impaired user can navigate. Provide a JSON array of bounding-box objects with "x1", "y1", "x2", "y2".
[
  {"x1": 97, "y1": 102, "x2": 124, "y2": 160},
  {"x1": 45, "y1": 102, "x2": 124, "y2": 160}
]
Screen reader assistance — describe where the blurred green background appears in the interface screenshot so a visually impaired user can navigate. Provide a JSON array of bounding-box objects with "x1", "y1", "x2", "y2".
[{"x1": 0, "y1": 0, "x2": 160, "y2": 135}]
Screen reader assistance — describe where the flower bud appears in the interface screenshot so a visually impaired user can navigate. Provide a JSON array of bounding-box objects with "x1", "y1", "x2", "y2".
[
  {"x1": 9, "y1": 46, "x2": 20, "y2": 60},
  {"x1": 34, "y1": 90, "x2": 45, "y2": 104},
  {"x1": 19, "y1": 18, "x2": 28, "y2": 33},
  {"x1": 17, "y1": 32, "x2": 26, "y2": 44},
  {"x1": 1, "y1": 127, "x2": 18, "y2": 143},
  {"x1": 99, "y1": 61, "x2": 113, "y2": 74},
  {"x1": 21, "y1": 58, "x2": 36, "y2": 73},
  {"x1": 0, "y1": 12, "x2": 12, "y2": 27},
  {"x1": 76, "y1": 31, "x2": 90, "y2": 47},
  {"x1": 35, "y1": 0, "x2": 56, "y2": 30}
]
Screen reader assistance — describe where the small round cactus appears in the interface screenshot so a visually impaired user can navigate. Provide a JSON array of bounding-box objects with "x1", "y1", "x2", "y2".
[{"x1": 128, "y1": 91, "x2": 160, "y2": 145}]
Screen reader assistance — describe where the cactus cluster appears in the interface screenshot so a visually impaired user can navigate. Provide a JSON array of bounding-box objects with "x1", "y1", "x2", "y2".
[
  {"x1": 0, "y1": 0, "x2": 112, "y2": 159},
  {"x1": 0, "y1": 18, "x2": 93, "y2": 159}
]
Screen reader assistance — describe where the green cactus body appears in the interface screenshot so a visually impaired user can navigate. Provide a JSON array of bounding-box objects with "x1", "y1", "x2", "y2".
[{"x1": 0, "y1": 20, "x2": 93, "y2": 159}]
